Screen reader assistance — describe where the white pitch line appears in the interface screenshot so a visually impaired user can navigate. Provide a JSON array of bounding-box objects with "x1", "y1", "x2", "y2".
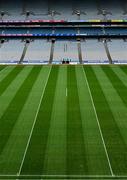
[
  {"x1": 0, "y1": 174, "x2": 116, "y2": 177},
  {"x1": 1, "y1": 174, "x2": 127, "y2": 178},
  {"x1": 82, "y1": 66, "x2": 114, "y2": 177},
  {"x1": 17, "y1": 66, "x2": 52, "y2": 177},
  {"x1": 66, "y1": 87, "x2": 67, "y2": 97}
]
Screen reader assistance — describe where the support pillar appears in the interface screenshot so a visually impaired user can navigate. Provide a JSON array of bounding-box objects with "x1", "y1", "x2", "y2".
[
  {"x1": 19, "y1": 40, "x2": 30, "y2": 64},
  {"x1": 49, "y1": 39, "x2": 55, "y2": 64}
]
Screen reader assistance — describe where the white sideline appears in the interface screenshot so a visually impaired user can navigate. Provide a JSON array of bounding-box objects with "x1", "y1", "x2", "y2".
[
  {"x1": 82, "y1": 67, "x2": 114, "y2": 177},
  {"x1": 1, "y1": 174, "x2": 127, "y2": 178},
  {"x1": 17, "y1": 66, "x2": 52, "y2": 177}
]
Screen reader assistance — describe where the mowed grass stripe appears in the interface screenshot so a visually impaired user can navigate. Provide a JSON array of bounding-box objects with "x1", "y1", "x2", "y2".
[
  {"x1": 0, "y1": 66, "x2": 42, "y2": 156},
  {"x1": 43, "y1": 66, "x2": 67, "y2": 175},
  {"x1": 93, "y1": 66, "x2": 127, "y2": 136},
  {"x1": 0, "y1": 66, "x2": 24, "y2": 96},
  {"x1": 0, "y1": 66, "x2": 32, "y2": 119},
  {"x1": 111, "y1": 66, "x2": 127, "y2": 87},
  {"x1": 85, "y1": 66, "x2": 127, "y2": 175},
  {"x1": 102, "y1": 66, "x2": 127, "y2": 108},
  {"x1": 20, "y1": 66, "x2": 58, "y2": 175},
  {"x1": 0, "y1": 66, "x2": 51, "y2": 174},
  {"x1": 101, "y1": 67, "x2": 127, "y2": 174},
  {"x1": 75, "y1": 66, "x2": 111, "y2": 175},
  {"x1": 120, "y1": 66, "x2": 127, "y2": 83},
  {"x1": 93, "y1": 66, "x2": 127, "y2": 157},
  {"x1": 0, "y1": 66, "x2": 6, "y2": 72},
  {"x1": 67, "y1": 66, "x2": 88, "y2": 175},
  {"x1": 0, "y1": 66, "x2": 16, "y2": 84},
  {"x1": 119, "y1": 65, "x2": 127, "y2": 74}
]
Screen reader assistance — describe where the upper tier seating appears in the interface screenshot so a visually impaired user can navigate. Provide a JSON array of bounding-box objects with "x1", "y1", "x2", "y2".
[{"x1": 0, "y1": 0, "x2": 127, "y2": 21}]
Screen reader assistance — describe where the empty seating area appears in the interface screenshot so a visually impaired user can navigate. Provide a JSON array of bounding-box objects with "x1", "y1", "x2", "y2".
[
  {"x1": 0, "y1": 0, "x2": 127, "y2": 21},
  {"x1": 80, "y1": 27, "x2": 103, "y2": 35},
  {"x1": 0, "y1": 28, "x2": 77, "y2": 35},
  {"x1": 104, "y1": 28, "x2": 127, "y2": 35},
  {"x1": 0, "y1": 39, "x2": 126, "y2": 64},
  {"x1": 107, "y1": 39, "x2": 127, "y2": 63},
  {"x1": 54, "y1": 40, "x2": 78, "y2": 63},
  {"x1": 54, "y1": 28, "x2": 77, "y2": 34},
  {"x1": 24, "y1": 40, "x2": 50, "y2": 63},
  {"x1": 0, "y1": 40, "x2": 24, "y2": 63},
  {"x1": 0, "y1": 0, "x2": 127, "y2": 64},
  {"x1": 1, "y1": 27, "x2": 127, "y2": 36},
  {"x1": 81, "y1": 40, "x2": 108, "y2": 64}
]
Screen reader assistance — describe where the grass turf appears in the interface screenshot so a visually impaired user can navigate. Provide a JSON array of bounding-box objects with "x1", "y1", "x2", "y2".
[{"x1": 0, "y1": 65, "x2": 127, "y2": 179}]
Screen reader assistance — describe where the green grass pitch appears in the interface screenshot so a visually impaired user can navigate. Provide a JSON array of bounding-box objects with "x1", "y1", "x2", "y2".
[{"x1": 0, "y1": 65, "x2": 127, "y2": 179}]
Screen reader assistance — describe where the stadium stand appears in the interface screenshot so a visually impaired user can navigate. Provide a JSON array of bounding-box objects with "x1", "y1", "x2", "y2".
[
  {"x1": 0, "y1": 39, "x2": 24, "y2": 64},
  {"x1": 81, "y1": 39, "x2": 109, "y2": 64},
  {"x1": 53, "y1": 40, "x2": 79, "y2": 64},
  {"x1": 23, "y1": 39, "x2": 50, "y2": 64},
  {"x1": 108, "y1": 39, "x2": 127, "y2": 63},
  {"x1": 0, "y1": 0, "x2": 127, "y2": 64},
  {"x1": 57, "y1": 40, "x2": 73, "y2": 64},
  {"x1": 0, "y1": 0, "x2": 126, "y2": 21},
  {"x1": 1, "y1": 1, "x2": 127, "y2": 179}
]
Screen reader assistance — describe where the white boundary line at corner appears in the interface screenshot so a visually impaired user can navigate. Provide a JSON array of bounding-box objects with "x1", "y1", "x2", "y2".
[
  {"x1": 17, "y1": 66, "x2": 52, "y2": 176},
  {"x1": 82, "y1": 66, "x2": 114, "y2": 177}
]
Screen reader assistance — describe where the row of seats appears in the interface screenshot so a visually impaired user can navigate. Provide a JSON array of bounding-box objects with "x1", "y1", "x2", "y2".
[
  {"x1": 0, "y1": 39, "x2": 127, "y2": 63},
  {"x1": 0, "y1": 28, "x2": 76, "y2": 34},
  {"x1": 0, "y1": 28, "x2": 127, "y2": 35},
  {"x1": 0, "y1": 0, "x2": 127, "y2": 21}
]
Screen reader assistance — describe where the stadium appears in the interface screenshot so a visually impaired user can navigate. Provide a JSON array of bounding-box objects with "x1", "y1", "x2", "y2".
[{"x1": 0, "y1": 0, "x2": 127, "y2": 179}]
